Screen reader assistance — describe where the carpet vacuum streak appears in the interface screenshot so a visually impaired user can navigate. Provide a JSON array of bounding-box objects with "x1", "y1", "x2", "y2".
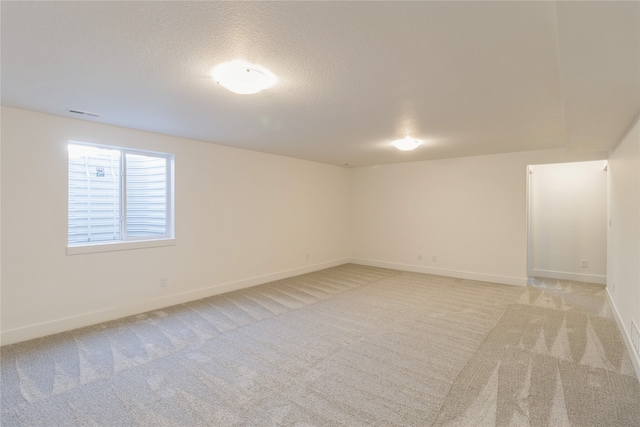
[{"x1": 1, "y1": 264, "x2": 639, "y2": 426}]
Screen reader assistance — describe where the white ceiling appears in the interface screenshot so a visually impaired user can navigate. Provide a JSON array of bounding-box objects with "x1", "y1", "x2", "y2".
[{"x1": 2, "y1": 1, "x2": 638, "y2": 167}]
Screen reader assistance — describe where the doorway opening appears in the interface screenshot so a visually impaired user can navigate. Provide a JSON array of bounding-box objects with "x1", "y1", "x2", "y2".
[{"x1": 526, "y1": 160, "x2": 608, "y2": 285}]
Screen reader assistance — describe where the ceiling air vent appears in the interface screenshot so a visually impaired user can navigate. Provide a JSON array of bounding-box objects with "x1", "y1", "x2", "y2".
[{"x1": 67, "y1": 109, "x2": 100, "y2": 118}]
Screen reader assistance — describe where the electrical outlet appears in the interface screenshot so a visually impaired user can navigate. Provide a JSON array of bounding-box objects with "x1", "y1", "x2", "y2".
[
  {"x1": 306, "y1": 253, "x2": 310, "y2": 261},
  {"x1": 160, "y1": 277, "x2": 168, "y2": 288},
  {"x1": 580, "y1": 259, "x2": 588, "y2": 268},
  {"x1": 432, "y1": 255, "x2": 437, "y2": 262},
  {"x1": 417, "y1": 254, "x2": 422, "y2": 261}
]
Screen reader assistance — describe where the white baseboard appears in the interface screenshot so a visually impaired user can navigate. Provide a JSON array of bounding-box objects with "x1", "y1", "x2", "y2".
[
  {"x1": 531, "y1": 268, "x2": 606, "y2": 285},
  {"x1": 0, "y1": 258, "x2": 350, "y2": 346},
  {"x1": 605, "y1": 288, "x2": 640, "y2": 379},
  {"x1": 349, "y1": 258, "x2": 528, "y2": 287}
]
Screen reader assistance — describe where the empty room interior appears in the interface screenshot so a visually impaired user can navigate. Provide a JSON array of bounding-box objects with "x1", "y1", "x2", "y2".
[{"x1": 2, "y1": 1, "x2": 640, "y2": 426}]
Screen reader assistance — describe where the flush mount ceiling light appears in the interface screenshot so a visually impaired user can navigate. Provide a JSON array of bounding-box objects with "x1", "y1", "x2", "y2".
[
  {"x1": 392, "y1": 136, "x2": 423, "y2": 151},
  {"x1": 211, "y1": 61, "x2": 277, "y2": 95}
]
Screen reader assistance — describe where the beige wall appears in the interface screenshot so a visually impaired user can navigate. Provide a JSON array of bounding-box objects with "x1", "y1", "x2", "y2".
[
  {"x1": 608, "y1": 116, "x2": 640, "y2": 372},
  {"x1": 1, "y1": 107, "x2": 351, "y2": 344},
  {"x1": 2, "y1": 104, "x2": 636, "y2": 358},
  {"x1": 530, "y1": 161, "x2": 608, "y2": 284},
  {"x1": 350, "y1": 149, "x2": 607, "y2": 286}
]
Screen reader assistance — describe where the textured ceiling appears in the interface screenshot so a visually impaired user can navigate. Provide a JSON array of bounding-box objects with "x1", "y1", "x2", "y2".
[{"x1": 1, "y1": 1, "x2": 638, "y2": 167}]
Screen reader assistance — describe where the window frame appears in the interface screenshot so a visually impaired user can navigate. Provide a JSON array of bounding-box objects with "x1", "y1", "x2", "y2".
[{"x1": 67, "y1": 141, "x2": 175, "y2": 255}]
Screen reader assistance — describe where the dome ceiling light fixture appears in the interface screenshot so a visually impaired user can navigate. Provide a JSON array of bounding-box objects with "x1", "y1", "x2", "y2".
[
  {"x1": 392, "y1": 136, "x2": 423, "y2": 151},
  {"x1": 211, "y1": 61, "x2": 277, "y2": 95}
]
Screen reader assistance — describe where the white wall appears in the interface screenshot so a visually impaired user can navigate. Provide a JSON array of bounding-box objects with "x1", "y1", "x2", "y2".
[
  {"x1": 608, "y1": 116, "x2": 640, "y2": 373},
  {"x1": 1, "y1": 106, "x2": 351, "y2": 345},
  {"x1": 350, "y1": 149, "x2": 607, "y2": 286},
  {"x1": 530, "y1": 161, "x2": 607, "y2": 284},
  {"x1": 2, "y1": 104, "x2": 633, "y2": 351}
]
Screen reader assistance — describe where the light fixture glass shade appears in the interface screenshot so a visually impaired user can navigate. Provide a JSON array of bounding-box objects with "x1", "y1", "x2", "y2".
[
  {"x1": 212, "y1": 61, "x2": 277, "y2": 94},
  {"x1": 392, "y1": 136, "x2": 422, "y2": 151}
]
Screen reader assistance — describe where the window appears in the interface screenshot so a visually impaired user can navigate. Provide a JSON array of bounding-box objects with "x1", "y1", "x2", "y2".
[{"x1": 68, "y1": 142, "x2": 174, "y2": 252}]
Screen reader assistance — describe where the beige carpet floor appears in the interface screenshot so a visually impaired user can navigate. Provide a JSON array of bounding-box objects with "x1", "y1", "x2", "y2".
[{"x1": 1, "y1": 264, "x2": 639, "y2": 426}]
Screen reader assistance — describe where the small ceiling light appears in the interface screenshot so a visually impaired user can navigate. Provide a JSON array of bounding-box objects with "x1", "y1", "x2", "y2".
[
  {"x1": 212, "y1": 61, "x2": 277, "y2": 95},
  {"x1": 392, "y1": 136, "x2": 422, "y2": 151}
]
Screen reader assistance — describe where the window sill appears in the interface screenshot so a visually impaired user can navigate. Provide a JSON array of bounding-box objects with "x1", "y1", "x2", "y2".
[{"x1": 67, "y1": 238, "x2": 175, "y2": 255}]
